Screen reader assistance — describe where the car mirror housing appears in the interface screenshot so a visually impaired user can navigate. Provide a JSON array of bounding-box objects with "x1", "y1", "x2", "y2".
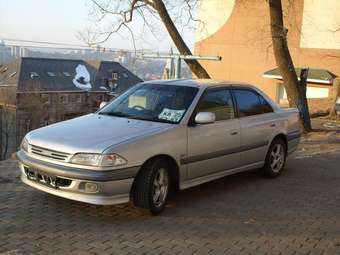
[
  {"x1": 195, "y1": 112, "x2": 216, "y2": 124},
  {"x1": 99, "y1": 101, "x2": 108, "y2": 109}
]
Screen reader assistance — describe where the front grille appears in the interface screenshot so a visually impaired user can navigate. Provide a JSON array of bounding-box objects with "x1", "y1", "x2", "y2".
[
  {"x1": 24, "y1": 167, "x2": 72, "y2": 188},
  {"x1": 30, "y1": 144, "x2": 71, "y2": 162}
]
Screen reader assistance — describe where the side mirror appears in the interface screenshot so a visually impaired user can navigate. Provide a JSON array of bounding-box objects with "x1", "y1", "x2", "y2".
[
  {"x1": 99, "y1": 101, "x2": 108, "y2": 109},
  {"x1": 195, "y1": 112, "x2": 216, "y2": 124}
]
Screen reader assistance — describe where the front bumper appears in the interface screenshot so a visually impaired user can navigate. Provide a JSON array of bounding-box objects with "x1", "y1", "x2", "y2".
[{"x1": 17, "y1": 150, "x2": 140, "y2": 205}]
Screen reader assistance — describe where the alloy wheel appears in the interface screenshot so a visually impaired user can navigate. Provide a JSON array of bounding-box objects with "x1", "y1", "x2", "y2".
[
  {"x1": 270, "y1": 144, "x2": 285, "y2": 173},
  {"x1": 152, "y1": 168, "x2": 169, "y2": 208}
]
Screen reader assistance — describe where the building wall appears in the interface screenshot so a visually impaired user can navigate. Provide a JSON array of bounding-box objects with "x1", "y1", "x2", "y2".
[
  {"x1": 0, "y1": 86, "x2": 17, "y2": 159},
  {"x1": 195, "y1": 0, "x2": 340, "y2": 109},
  {"x1": 277, "y1": 83, "x2": 337, "y2": 115},
  {"x1": 0, "y1": 91, "x2": 110, "y2": 160}
]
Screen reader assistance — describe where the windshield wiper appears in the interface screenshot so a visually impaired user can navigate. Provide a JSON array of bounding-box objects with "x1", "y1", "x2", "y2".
[
  {"x1": 99, "y1": 112, "x2": 176, "y2": 124},
  {"x1": 98, "y1": 111, "x2": 131, "y2": 118},
  {"x1": 132, "y1": 116, "x2": 175, "y2": 124}
]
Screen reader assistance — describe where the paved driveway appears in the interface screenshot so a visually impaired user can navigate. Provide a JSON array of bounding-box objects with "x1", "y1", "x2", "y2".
[{"x1": 0, "y1": 139, "x2": 340, "y2": 255}]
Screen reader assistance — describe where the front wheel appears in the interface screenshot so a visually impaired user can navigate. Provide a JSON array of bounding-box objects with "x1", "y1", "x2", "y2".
[
  {"x1": 133, "y1": 159, "x2": 170, "y2": 215},
  {"x1": 260, "y1": 138, "x2": 287, "y2": 178}
]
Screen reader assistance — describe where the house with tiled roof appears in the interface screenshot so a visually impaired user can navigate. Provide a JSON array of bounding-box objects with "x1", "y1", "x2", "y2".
[{"x1": 0, "y1": 57, "x2": 142, "y2": 159}]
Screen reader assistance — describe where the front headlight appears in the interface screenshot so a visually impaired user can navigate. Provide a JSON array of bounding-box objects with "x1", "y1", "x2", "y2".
[
  {"x1": 70, "y1": 153, "x2": 127, "y2": 167},
  {"x1": 20, "y1": 138, "x2": 29, "y2": 152}
]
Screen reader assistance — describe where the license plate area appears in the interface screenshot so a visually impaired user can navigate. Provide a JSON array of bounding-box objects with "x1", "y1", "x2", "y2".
[{"x1": 24, "y1": 167, "x2": 72, "y2": 189}]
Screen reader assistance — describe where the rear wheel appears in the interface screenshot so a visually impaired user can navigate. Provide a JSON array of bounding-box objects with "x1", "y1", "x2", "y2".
[
  {"x1": 260, "y1": 138, "x2": 287, "y2": 177},
  {"x1": 133, "y1": 159, "x2": 170, "y2": 215}
]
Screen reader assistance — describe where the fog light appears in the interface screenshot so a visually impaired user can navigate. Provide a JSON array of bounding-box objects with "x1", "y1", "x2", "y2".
[{"x1": 84, "y1": 182, "x2": 99, "y2": 193}]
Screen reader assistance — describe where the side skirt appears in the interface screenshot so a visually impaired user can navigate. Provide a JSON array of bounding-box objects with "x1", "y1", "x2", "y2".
[{"x1": 180, "y1": 161, "x2": 264, "y2": 190}]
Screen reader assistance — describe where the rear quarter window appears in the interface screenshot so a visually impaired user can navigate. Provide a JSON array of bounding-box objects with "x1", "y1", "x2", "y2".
[{"x1": 233, "y1": 89, "x2": 273, "y2": 117}]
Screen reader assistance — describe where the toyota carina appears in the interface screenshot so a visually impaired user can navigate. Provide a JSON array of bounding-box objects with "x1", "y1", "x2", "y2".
[{"x1": 17, "y1": 79, "x2": 301, "y2": 215}]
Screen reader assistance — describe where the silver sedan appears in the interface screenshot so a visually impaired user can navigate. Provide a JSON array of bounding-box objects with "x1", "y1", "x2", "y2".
[{"x1": 17, "y1": 79, "x2": 301, "y2": 215}]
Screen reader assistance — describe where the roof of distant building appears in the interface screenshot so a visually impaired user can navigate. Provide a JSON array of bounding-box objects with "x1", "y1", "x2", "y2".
[{"x1": 0, "y1": 57, "x2": 142, "y2": 92}]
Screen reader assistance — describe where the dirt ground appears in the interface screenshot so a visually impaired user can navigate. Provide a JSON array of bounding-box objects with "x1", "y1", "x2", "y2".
[{"x1": 296, "y1": 118, "x2": 340, "y2": 158}]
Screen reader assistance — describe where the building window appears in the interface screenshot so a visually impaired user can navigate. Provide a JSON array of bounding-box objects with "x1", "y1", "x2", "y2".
[
  {"x1": 69, "y1": 94, "x2": 82, "y2": 103},
  {"x1": 30, "y1": 72, "x2": 39, "y2": 78},
  {"x1": 112, "y1": 72, "x2": 118, "y2": 80},
  {"x1": 59, "y1": 94, "x2": 68, "y2": 104},
  {"x1": 70, "y1": 94, "x2": 75, "y2": 103},
  {"x1": 41, "y1": 94, "x2": 50, "y2": 104},
  {"x1": 75, "y1": 94, "x2": 82, "y2": 103},
  {"x1": 63, "y1": 72, "x2": 71, "y2": 77},
  {"x1": 47, "y1": 72, "x2": 56, "y2": 77}
]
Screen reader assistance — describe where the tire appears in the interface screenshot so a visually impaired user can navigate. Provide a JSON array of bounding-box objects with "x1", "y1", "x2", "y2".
[
  {"x1": 133, "y1": 159, "x2": 170, "y2": 215},
  {"x1": 260, "y1": 138, "x2": 287, "y2": 178}
]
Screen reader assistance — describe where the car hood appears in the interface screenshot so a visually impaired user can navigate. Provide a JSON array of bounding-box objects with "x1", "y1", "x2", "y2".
[{"x1": 26, "y1": 114, "x2": 173, "y2": 154}]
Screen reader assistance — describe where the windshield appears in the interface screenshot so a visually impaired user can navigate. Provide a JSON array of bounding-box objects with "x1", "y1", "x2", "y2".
[{"x1": 98, "y1": 83, "x2": 199, "y2": 124}]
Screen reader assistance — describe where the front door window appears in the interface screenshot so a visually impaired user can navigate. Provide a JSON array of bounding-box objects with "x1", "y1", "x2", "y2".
[{"x1": 196, "y1": 89, "x2": 235, "y2": 121}]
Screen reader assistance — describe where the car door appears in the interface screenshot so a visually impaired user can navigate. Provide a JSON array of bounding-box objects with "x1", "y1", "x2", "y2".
[
  {"x1": 232, "y1": 88, "x2": 276, "y2": 166},
  {"x1": 186, "y1": 87, "x2": 241, "y2": 179}
]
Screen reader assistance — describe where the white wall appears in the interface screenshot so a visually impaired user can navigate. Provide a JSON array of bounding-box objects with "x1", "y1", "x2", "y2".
[
  {"x1": 196, "y1": 0, "x2": 235, "y2": 42},
  {"x1": 279, "y1": 85, "x2": 329, "y2": 101},
  {"x1": 300, "y1": 0, "x2": 340, "y2": 49}
]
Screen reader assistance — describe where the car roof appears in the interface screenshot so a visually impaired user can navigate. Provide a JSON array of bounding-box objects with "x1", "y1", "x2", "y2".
[{"x1": 142, "y1": 79, "x2": 255, "y2": 89}]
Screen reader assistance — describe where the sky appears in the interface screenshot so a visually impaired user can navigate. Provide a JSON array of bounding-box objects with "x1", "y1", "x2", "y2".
[{"x1": 0, "y1": 0, "x2": 196, "y2": 52}]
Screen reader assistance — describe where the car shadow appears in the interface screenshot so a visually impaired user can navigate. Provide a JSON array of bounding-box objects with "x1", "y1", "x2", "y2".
[{"x1": 40, "y1": 167, "x2": 290, "y2": 221}]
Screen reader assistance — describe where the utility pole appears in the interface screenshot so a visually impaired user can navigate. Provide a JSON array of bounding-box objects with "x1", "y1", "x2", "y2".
[{"x1": 141, "y1": 53, "x2": 222, "y2": 79}]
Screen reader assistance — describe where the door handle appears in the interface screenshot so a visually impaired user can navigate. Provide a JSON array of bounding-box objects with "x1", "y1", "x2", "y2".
[
  {"x1": 230, "y1": 130, "x2": 238, "y2": 135},
  {"x1": 270, "y1": 123, "x2": 276, "y2": 127}
]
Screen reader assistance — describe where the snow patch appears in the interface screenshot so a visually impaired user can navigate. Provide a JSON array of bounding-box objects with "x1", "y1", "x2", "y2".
[
  {"x1": 73, "y1": 64, "x2": 92, "y2": 90},
  {"x1": 100, "y1": 86, "x2": 108, "y2": 90}
]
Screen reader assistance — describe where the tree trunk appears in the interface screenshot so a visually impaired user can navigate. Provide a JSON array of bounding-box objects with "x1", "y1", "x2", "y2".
[
  {"x1": 2, "y1": 132, "x2": 9, "y2": 160},
  {"x1": 297, "y1": 69, "x2": 312, "y2": 130},
  {"x1": 152, "y1": 0, "x2": 210, "y2": 79},
  {"x1": 268, "y1": 0, "x2": 311, "y2": 132},
  {"x1": 329, "y1": 78, "x2": 340, "y2": 117}
]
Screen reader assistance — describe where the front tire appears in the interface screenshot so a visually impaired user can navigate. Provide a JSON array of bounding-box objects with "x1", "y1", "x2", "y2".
[
  {"x1": 260, "y1": 138, "x2": 287, "y2": 178},
  {"x1": 133, "y1": 159, "x2": 170, "y2": 215}
]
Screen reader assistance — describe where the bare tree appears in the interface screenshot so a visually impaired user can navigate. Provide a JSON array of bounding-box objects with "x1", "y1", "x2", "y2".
[
  {"x1": 83, "y1": 0, "x2": 210, "y2": 78},
  {"x1": 86, "y1": 0, "x2": 312, "y2": 131},
  {"x1": 268, "y1": 0, "x2": 311, "y2": 132},
  {"x1": 0, "y1": 109, "x2": 15, "y2": 160},
  {"x1": 329, "y1": 78, "x2": 340, "y2": 118},
  {"x1": 17, "y1": 93, "x2": 48, "y2": 130},
  {"x1": 0, "y1": 88, "x2": 16, "y2": 160}
]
